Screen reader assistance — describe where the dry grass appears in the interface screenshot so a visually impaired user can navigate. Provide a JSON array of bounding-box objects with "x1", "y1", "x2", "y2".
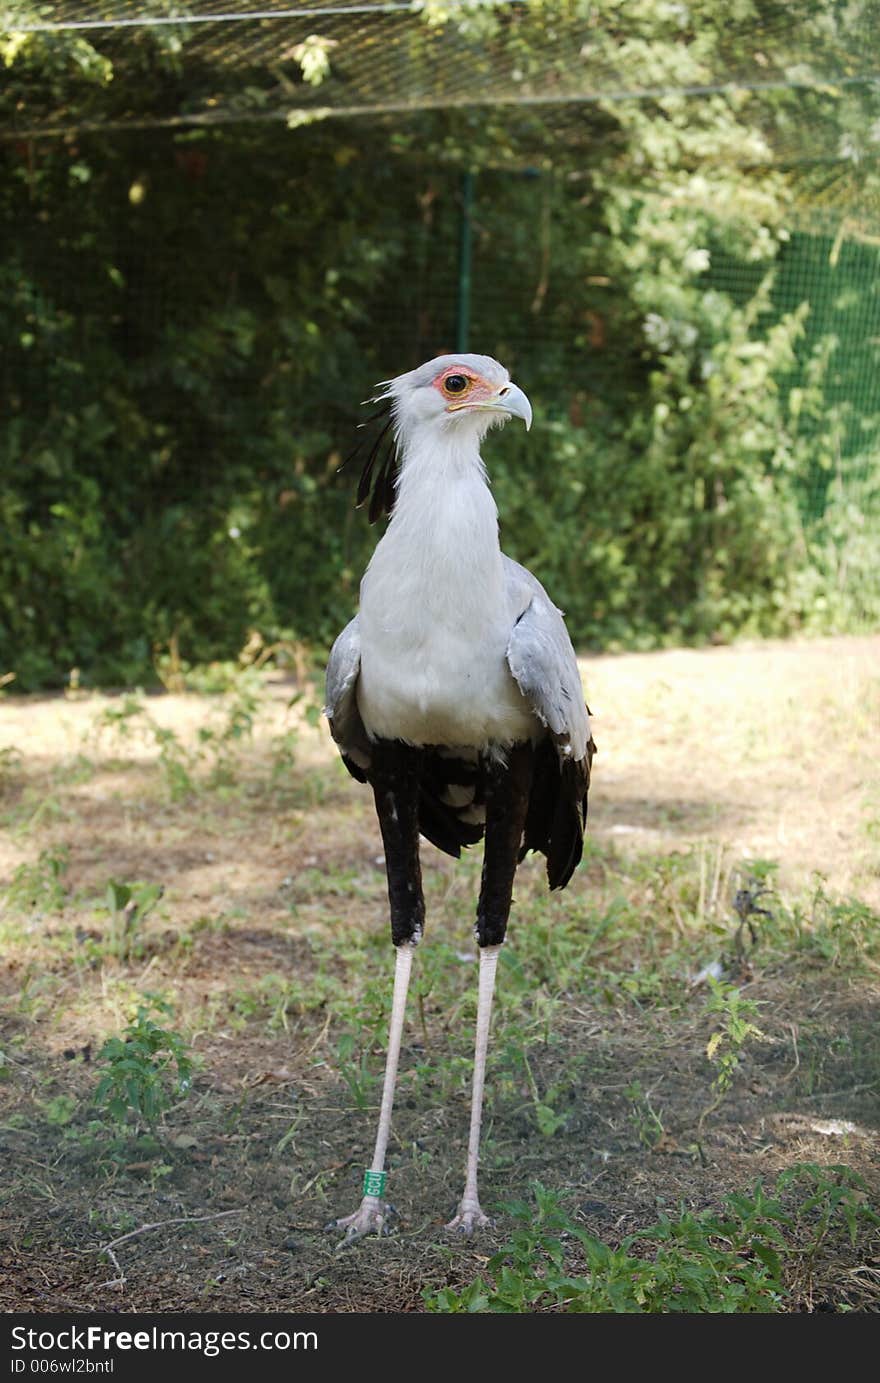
[
  {"x1": 0, "y1": 632, "x2": 878, "y2": 1313},
  {"x1": 586, "y1": 633, "x2": 880, "y2": 908}
]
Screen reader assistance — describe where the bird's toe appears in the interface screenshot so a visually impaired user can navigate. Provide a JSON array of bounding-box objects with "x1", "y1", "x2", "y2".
[
  {"x1": 326, "y1": 1196, "x2": 396, "y2": 1246},
  {"x1": 445, "y1": 1202, "x2": 492, "y2": 1235}
]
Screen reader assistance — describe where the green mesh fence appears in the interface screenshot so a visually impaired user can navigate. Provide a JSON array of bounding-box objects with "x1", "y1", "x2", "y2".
[
  {"x1": 710, "y1": 231, "x2": 880, "y2": 521},
  {"x1": 2, "y1": 2, "x2": 879, "y2": 682}
]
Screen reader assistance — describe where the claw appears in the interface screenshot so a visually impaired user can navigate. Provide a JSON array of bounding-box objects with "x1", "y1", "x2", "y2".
[
  {"x1": 446, "y1": 1200, "x2": 492, "y2": 1235},
  {"x1": 326, "y1": 1195, "x2": 396, "y2": 1245}
]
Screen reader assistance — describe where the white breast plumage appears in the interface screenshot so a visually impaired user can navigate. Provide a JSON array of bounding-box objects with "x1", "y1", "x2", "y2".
[{"x1": 356, "y1": 441, "x2": 535, "y2": 749}]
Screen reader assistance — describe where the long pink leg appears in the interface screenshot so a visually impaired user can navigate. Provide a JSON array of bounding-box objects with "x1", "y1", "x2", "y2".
[
  {"x1": 329, "y1": 942, "x2": 414, "y2": 1243},
  {"x1": 447, "y1": 943, "x2": 500, "y2": 1233},
  {"x1": 447, "y1": 743, "x2": 531, "y2": 1233},
  {"x1": 329, "y1": 740, "x2": 424, "y2": 1243}
]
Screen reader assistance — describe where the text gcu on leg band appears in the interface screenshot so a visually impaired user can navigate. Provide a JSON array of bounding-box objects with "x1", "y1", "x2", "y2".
[{"x1": 363, "y1": 1170, "x2": 387, "y2": 1198}]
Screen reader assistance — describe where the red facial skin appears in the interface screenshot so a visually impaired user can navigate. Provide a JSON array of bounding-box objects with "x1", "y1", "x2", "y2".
[{"x1": 430, "y1": 367, "x2": 502, "y2": 409}]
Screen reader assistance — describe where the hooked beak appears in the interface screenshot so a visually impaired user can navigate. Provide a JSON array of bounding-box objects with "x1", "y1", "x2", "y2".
[{"x1": 449, "y1": 382, "x2": 533, "y2": 431}]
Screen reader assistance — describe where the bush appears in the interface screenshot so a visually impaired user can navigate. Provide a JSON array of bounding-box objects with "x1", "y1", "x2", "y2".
[{"x1": 1, "y1": 13, "x2": 877, "y2": 687}]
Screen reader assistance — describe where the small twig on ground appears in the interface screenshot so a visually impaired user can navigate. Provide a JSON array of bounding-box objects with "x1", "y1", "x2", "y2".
[
  {"x1": 299, "y1": 1157, "x2": 353, "y2": 1198},
  {"x1": 95, "y1": 1243, "x2": 126, "y2": 1290},
  {"x1": 802, "y1": 1082, "x2": 876, "y2": 1102},
  {"x1": 297, "y1": 1010, "x2": 331, "y2": 1058},
  {"x1": 781, "y1": 1022, "x2": 800, "y2": 1083},
  {"x1": 97, "y1": 1208, "x2": 244, "y2": 1256}
]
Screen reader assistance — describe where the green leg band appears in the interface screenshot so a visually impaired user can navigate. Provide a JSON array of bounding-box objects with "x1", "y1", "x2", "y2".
[{"x1": 363, "y1": 1169, "x2": 387, "y2": 1198}]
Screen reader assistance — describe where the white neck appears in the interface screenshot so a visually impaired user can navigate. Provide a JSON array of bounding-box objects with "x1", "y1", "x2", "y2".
[
  {"x1": 396, "y1": 415, "x2": 490, "y2": 492},
  {"x1": 365, "y1": 424, "x2": 504, "y2": 608}
]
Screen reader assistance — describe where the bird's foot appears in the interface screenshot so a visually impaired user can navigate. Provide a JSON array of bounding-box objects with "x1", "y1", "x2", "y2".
[
  {"x1": 326, "y1": 1195, "x2": 395, "y2": 1246},
  {"x1": 446, "y1": 1197, "x2": 492, "y2": 1236}
]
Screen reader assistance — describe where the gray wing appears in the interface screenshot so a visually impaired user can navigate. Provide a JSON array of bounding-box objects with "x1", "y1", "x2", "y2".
[
  {"x1": 324, "y1": 615, "x2": 371, "y2": 777},
  {"x1": 503, "y1": 557, "x2": 592, "y2": 764}
]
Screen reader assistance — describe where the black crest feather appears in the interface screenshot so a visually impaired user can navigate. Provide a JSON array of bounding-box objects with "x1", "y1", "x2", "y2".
[{"x1": 338, "y1": 398, "x2": 398, "y2": 523}]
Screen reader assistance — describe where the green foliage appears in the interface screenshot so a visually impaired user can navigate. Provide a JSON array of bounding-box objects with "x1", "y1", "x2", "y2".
[
  {"x1": 88, "y1": 673, "x2": 267, "y2": 797},
  {"x1": 0, "y1": 4, "x2": 877, "y2": 688},
  {"x1": 700, "y1": 978, "x2": 766, "y2": 1126},
  {"x1": 334, "y1": 1031, "x2": 378, "y2": 1112},
  {"x1": 2, "y1": 845, "x2": 70, "y2": 914},
  {"x1": 425, "y1": 1169, "x2": 877, "y2": 1313},
  {"x1": 104, "y1": 879, "x2": 164, "y2": 963},
  {"x1": 94, "y1": 998, "x2": 192, "y2": 1131},
  {"x1": 514, "y1": 1047, "x2": 570, "y2": 1137},
  {"x1": 40, "y1": 1093, "x2": 78, "y2": 1127},
  {"x1": 229, "y1": 966, "x2": 345, "y2": 1031},
  {"x1": 0, "y1": 744, "x2": 22, "y2": 792},
  {"x1": 788, "y1": 883, "x2": 880, "y2": 972},
  {"x1": 797, "y1": 467, "x2": 880, "y2": 632},
  {"x1": 90, "y1": 694, "x2": 198, "y2": 798},
  {"x1": 626, "y1": 1080, "x2": 666, "y2": 1150}
]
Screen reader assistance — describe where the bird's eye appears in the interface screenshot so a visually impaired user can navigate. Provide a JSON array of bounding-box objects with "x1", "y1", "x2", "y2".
[{"x1": 443, "y1": 374, "x2": 470, "y2": 395}]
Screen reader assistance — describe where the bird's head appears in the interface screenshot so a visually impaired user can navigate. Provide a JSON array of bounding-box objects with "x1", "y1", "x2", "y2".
[
  {"x1": 346, "y1": 353, "x2": 532, "y2": 523},
  {"x1": 383, "y1": 353, "x2": 532, "y2": 441}
]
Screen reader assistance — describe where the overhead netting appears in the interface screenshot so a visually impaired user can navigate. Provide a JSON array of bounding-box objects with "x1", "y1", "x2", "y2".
[
  {"x1": 2, "y1": 3, "x2": 877, "y2": 178},
  {"x1": 5, "y1": 4, "x2": 879, "y2": 257},
  {"x1": 1, "y1": 2, "x2": 878, "y2": 675}
]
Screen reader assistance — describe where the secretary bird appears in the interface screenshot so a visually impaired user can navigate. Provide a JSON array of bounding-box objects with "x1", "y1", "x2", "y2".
[{"x1": 325, "y1": 353, "x2": 595, "y2": 1242}]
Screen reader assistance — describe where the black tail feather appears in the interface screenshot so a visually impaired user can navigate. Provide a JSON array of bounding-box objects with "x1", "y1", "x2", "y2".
[
  {"x1": 417, "y1": 789, "x2": 484, "y2": 857},
  {"x1": 520, "y1": 738, "x2": 591, "y2": 890},
  {"x1": 546, "y1": 757, "x2": 586, "y2": 890},
  {"x1": 417, "y1": 748, "x2": 485, "y2": 858},
  {"x1": 360, "y1": 736, "x2": 592, "y2": 882}
]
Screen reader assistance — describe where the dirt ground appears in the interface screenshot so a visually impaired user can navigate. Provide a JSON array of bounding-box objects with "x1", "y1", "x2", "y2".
[{"x1": 1, "y1": 633, "x2": 878, "y2": 1313}]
